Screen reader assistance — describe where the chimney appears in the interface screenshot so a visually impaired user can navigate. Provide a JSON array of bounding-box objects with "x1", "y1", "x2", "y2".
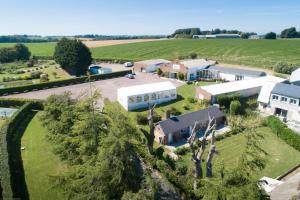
[{"x1": 165, "y1": 110, "x2": 171, "y2": 119}]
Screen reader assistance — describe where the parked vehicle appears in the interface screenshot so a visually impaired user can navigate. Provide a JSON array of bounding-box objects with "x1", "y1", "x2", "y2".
[
  {"x1": 126, "y1": 74, "x2": 135, "y2": 79},
  {"x1": 124, "y1": 62, "x2": 133, "y2": 67}
]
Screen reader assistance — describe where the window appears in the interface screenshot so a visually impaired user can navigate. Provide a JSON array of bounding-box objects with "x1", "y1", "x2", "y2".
[
  {"x1": 136, "y1": 96, "x2": 142, "y2": 103},
  {"x1": 128, "y1": 96, "x2": 135, "y2": 104},
  {"x1": 281, "y1": 97, "x2": 288, "y2": 102},
  {"x1": 144, "y1": 94, "x2": 149, "y2": 102},
  {"x1": 235, "y1": 75, "x2": 244, "y2": 81},
  {"x1": 272, "y1": 95, "x2": 279, "y2": 100},
  {"x1": 151, "y1": 93, "x2": 157, "y2": 100},
  {"x1": 290, "y1": 98, "x2": 297, "y2": 105}
]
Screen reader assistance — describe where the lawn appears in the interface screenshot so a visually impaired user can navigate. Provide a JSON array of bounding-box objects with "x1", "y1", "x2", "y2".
[
  {"x1": 1, "y1": 39, "x2": 300, "y2": 69},
  {"x1": 91, "y1": 39, "x2": 300, "y2": 69},
  {"x1": 21, "y1": 112, "x2": 67, "y2": 200},
  {"x1": 0, "y1": 42, "x2": 56, "y2": 57},
  {"x1": 179, "y1": 127, "x2": 300, "y2": 179}
]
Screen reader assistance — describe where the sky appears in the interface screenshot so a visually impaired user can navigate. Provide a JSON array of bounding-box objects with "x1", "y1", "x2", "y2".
[{"x1": 1, "y1": 0, "x2": 300, "y2": 36}]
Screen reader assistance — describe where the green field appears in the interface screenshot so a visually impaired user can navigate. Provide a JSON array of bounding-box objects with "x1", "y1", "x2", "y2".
[
  {"x1": 1, "y1": 39, "x2": 300, "y2": 69},
  {"x1": 21, "y1": 113, "x2": 66, "y2": 200},
  {"x1": 0, "y1": 42, "x2": 56, "y2": 57},
  {"x1": 180, "y1": 127, "x2": 300, "y2": 179},
  {"x1": 91, "y1": 39, "x2": 300, "y2": 68}
]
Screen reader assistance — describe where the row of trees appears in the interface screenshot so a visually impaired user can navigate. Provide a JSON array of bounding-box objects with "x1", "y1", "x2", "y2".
[
  {"x1": 280, "y1": 27, "x2": 300, "y2": 38},
  {"x1": 0, "y1": 35, "x2": 58, "y2": 43},
  {"x1": 0, "y1": 44, "x2": 31, "y2": 63},
  {"x1": 40, "y1": 92, "x2": 157, "y2": 199},
  {"x1": 75, "y1": 34, "x2": 165, "y2": 40}
]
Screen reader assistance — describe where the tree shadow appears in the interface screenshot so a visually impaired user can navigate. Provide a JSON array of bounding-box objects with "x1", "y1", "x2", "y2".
[{"x1": 7, "y1": 110, "x2": 37, "y2": 200}]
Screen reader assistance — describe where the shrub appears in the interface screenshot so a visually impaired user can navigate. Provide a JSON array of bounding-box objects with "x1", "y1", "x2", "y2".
[
  {"x1": 183, "y1": 103, "x2": 190, "y2": 110},
  {"x1": 266, "y1": 116, "x2": 300, "y2": 151},
  {"x1": 187, "y1": 97, "x2": 197, "y2": 103},
  {"x1": 273, "y1": 62, "x2": 298, "y2": 74},
  {"x1": 189, "y1": 52, "x2": 198, "y2": 59},
  {"x1": 30, "y1": 71, "x2": 42, "y2": 79},
  {"x1": 152, "y1": 114, "x2": 162, "y2": 123},
  {"x1": 175, "y1": 147, "x2": 190, "y2": 155},
  {"x1": 178, "y1": 72, "x2": 184, "y2": 80},
  {"x1": 136, "y1": 113, "x2": 148, "y2": 125},
  {"x1": 40, "y1": 74, "x2": 49, "y2": 82},
  {"x1": 176, "y1": 162, "x2": 188, "y2": 175},
  {"x1": 230, "y1": 100, "x2": 242, "y2": 115},
  {"x1": 156, "y1": 68, "x2": 162, "y2": 76},
  {"x1": 217, "y1": 94, "x2": 230, "y2": 108},
  {"x1": 169, "y1": 107, "x2": 181, "y2": 116}
]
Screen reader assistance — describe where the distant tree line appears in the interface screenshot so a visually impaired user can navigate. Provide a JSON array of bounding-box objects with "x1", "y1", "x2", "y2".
[
  {"x1": 280, "y1": 27, "x2": 300, "y2": 38},
  {"x1": 74, "y1": 34, "x2": 166, "y2": 40},
  {"x1": 0, "y1": 35, "x2": 58, "y2": 43},
  {"x1": 0, "y1": 44, "x2": 31, "y2": 63},
  {"x1": 169, "y1": 28, "x2": 257, "y2": 39}
]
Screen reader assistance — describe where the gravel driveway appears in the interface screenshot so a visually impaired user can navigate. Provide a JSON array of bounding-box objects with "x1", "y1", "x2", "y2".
[{"x1": 3, "y1": 73, "x2": 184, "y2": 106}]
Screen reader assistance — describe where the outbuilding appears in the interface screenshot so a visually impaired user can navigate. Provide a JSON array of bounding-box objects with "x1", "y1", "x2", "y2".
[
  {"x1": 134, "y1": 59, "x2": 171, "y2": 73},
  {"x1": 154, "y1": 106, "x2": 225, "y2": 145},
  {"x1": 117, "y1": 82, "x2": 177, "y2": 111},
  {"x1": 196, "y1": 75, "x2": 285, "y2": 103}
]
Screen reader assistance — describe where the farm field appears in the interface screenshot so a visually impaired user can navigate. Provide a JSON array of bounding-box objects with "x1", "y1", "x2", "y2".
[
  {"x1": 1, "y1": 39, "x2": 300, "y2": 69},
  {"x1": 21, "y1": 112, "x2": 66, "y2": 200},
  {"x1": 91, "y1": 39, "x2": 300, "y2": 69},
  {"x1": 82, "y1": 39, "x2": 160, "y2": 48}
]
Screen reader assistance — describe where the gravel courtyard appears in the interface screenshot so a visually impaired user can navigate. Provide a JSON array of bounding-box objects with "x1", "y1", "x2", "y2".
[{"x1": 3, "y1": 72, "x2": 184, "y2": 106}]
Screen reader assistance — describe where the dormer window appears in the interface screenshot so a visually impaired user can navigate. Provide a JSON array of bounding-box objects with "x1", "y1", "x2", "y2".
[
  {"x1": 290, "y1": 99, "x2": 297, "y2": 105},
  {"x1": 281, "y1": 97, "x2": 288, "y2": 102},
  {"x1": 272, "y1": 95, "x2": 279, "y2": 100}
]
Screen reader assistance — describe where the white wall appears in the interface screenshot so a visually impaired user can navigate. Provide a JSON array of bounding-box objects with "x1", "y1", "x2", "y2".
[{"x1": 118, "y1": 89, "x2": 177, "y2": 111}]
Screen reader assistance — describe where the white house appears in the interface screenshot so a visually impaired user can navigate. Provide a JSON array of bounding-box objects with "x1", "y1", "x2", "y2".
[
  {"x1": 117, "y1": 82, "x2": 177, "y2": 111},
  {"x1": 258, "y1": 82, "x2": 300, "y2": 123},
  {"x1": 290, "y1": 68, "x2": 300, "y2": 86},
  {"x1": 196, "y1": 75, "x2": 285, "y2": 103}
]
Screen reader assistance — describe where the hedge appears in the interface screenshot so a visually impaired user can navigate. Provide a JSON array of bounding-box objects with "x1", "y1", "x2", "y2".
[
  {"x1": 0, "y1": 102, "x2": 36, "y2": 199},
  {"x1": 266, "y1": 116, "x2": 300, "y2": 151},
  {"x1": 0, "y1": 70, "x2": 131, "y2": 96},
  {"x1": 0, "y1": 98, "x2": 43, "y2": 110}
]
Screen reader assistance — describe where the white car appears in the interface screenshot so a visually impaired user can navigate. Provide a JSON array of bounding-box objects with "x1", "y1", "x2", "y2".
[{"x1": 124, "y1": 62, "x2": 133, "y2": 67}]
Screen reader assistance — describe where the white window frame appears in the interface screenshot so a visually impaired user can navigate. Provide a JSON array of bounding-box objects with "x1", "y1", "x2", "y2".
[
  {"x1": 272, "y1": 95, "x2": 279, "y2": 101},
  {"x1": 280, "y1": 96, "x2": 288, "y2": 102},
  {"x1": 290, "y1": 98, "x2": 297, "y2": 105}
]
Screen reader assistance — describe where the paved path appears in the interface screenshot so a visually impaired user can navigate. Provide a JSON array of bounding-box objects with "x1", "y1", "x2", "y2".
[
  {"x1": 270, "y1": 171, "x2": 300, "y2": 200},
  {"x1": 2, "y1": 73, "x2": 184, "y2": 106}
]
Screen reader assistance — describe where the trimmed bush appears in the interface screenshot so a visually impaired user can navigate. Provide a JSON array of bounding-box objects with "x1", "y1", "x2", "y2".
[
  {"x1": 0, "y1": 70, "x2": 131, "y2": 96},
  {"x1": 136, "y1": 113, "x2": 148, "y2": 125},
  {"x1": 266, "y1": 116, "x2": 300, "y2": 151},
  {"x1": 175, "y1": 147, "x2": 190, "y2": 155},
  {"x1": 0, "y1": 102, "x2": 36, "y2": 199},
  {"x1": 187, "y1": 97, "x2": 197, "y2": 103},
  {"x1": 230, "y1": 100, "x2": 242, "y2": 115}
]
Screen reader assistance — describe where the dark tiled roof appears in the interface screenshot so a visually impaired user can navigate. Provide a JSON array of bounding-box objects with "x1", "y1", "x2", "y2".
[
  {"x1": 158, "y1": 107, "x2": 225, "y2": 135},
  {"x1": 209, "y1": 66, "x2": 266, "y2": 77},
  {"x1": 272, "y1": 83, "x2": 300, "y2": 99}
]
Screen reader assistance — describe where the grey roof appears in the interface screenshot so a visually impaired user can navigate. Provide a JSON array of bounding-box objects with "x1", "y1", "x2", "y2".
[
  {"x1": 135, "y1": 59, "x2": 171, "y2": 66},
  {"x1": 271, "y1": 83, "x2": 300, "y2": 99},
  {"x1": 158, "y1": 106, "x2": 225, "y2": 135},
  {"x1": 209, "y1": 66, "x2": 266, "y2": 77}
]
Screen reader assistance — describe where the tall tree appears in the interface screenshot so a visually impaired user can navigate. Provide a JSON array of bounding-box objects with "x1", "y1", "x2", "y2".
[
  {"x1": 281, "y1": 27, "x2": 299, "y2": 38},
  {"x1": 206, "y1": 129, "x2": 217, "y2": 177},
  {"x1": 14, "y1": 43, "x2": 31, "y2": 60},
  {"x1": 53, "y1": 38, "x2": 92, "y2": 76},
  {"x1": 264, "y1": 32, "x2": 277, "y2": 39},
  {"x1": 147, "y1": 104, "x2": 156, "y2": 155}
]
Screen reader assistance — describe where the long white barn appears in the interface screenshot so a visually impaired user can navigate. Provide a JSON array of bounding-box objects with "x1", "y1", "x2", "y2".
[{"x1": 117, "y1": 82, "x2": 177, "y2": 111}]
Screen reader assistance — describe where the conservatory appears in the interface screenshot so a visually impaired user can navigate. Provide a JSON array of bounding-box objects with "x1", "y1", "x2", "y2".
[{"x1": 117, "y1": 82, "x2": 177, "y2": 111}]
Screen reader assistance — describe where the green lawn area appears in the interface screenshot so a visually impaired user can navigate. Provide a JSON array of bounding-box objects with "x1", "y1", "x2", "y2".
[
  {"x1": 21, "y1": 112, "x2": 66, "y2": 200},
  {"x1": 0, "y1": 42, "x2": 56, "y2": 57},
  {"x1": 1, "y1": 39, "x2": 300, "y2": 69},
  {"x1": 179, "y1": 127, "x2": 300, "y2": 179}
]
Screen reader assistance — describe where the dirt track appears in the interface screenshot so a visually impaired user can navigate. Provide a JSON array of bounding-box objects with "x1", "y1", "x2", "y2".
[{"x1": 82, "y1": 39, "x2": 159, "y2": 48}]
